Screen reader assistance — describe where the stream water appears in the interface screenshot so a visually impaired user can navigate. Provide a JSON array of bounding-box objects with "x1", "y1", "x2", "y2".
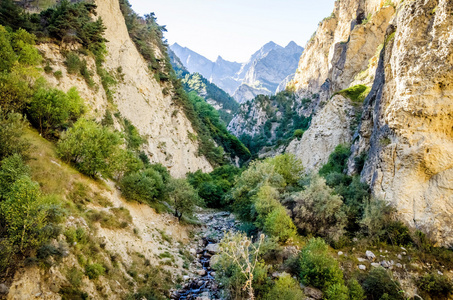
[{"x1": 172, "y1": 211, "x2": 238, "y2": 300}]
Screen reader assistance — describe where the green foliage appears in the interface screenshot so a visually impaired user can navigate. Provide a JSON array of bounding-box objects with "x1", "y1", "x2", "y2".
[
  {"x1": 288, "y1": 175, "x2": 346, "y2": 242},
  {"x1": 0, "y1": 0, "x2": 35, "y2": 32},
  {"x1": 254, "y1": 185, "x2": 281, "y2": 227},
  {"x1": 0, "y1": 176, "x2": 50, "y2": 254},
  {"x1": 362, "y1": 267, "x2": 403, "y2": 300},
  {"x1": 28, "y1": 87, "x2": 85, "y2": 137},
  {"x1": 333, "y1": 84, "x2": 370, "y2": 104},
  {"x1": 325, "y1": 283, "x2": 349, "y2": 300},
  {"x1": 319, "y1": 144, "x2": 351, "y2": 176},
  {"x1": 416, "y1": 273, "x2": 453, "y2": 300},
  {"x1": 0, "y1": 110, "x2": 30, "y2": 160},
  {"x1": 263, "y1": 273, "x2": 304, "y2": 300},
  {"x1": 65, "y1": 52, "x2": 81, "y2": 74},
  {"x1": 0, "y1": 154, "x2": 30, "y2": 199},
  {"x1": 57, "y1": 118, "x2": 140, "y2": 178},
  {"x1": 293, "y1": 128, "x2": 304, "y2": 139},
  {"x1": 180, "y1": 72, "x2": 239, "y2": 124},
  {"x1": 263, "y1": 206, "x2": 297, "y2": 243},
  {"x1": 267, "y1": 153, "x2": 303, "y2": 186},
  {"x1": 85, "y1": 263, "x2": 105, "y2": 279},
  {"x1": 167, "y1": 178, "x2": 200, "y2": 221},
  {"x1": 120, "y1": 168, "x2": 165, "y2": 204},
  {"x1": 187, "y1": 91, "x2": 251, "y2": 164},
  {"x1": 123, "y1": 118, "x2": 144, "y2": 151},
  {"x1": 348, "y1": 278, "x2": 366, "y2": 300},
  {"x1": 298, "y1": 238, "x2": 345, "y2": 291},
  {"x1": 0, "y1": 26, "x2": 18, "y2": 72},
  {"x1": 238, "y1": 91, "x2": 312, "y2": 156}
]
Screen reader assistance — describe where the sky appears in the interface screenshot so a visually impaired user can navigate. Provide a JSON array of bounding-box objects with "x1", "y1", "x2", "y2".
[{"x1": 128, "y1": 0, "x2": 335, "y2": 63}]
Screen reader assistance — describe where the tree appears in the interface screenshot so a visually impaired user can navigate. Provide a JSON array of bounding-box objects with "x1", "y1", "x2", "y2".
[
  {"x1": 0, "y1": 110, "x2": 30, "y2": 160},
  {"x1": 120, "y1": 168, "x2": 164, "y2": 203},
  {"x1": 0, "y1": 154, "x2": 30, "y2": 199},
  {"x1": 57, "y1": 118, "x2": 123, "y2": 177},
  {"x1": 0, "y1": 176, "x2": 47, "y2": 253},
  {"x1": 167, "y1": 178, "x2": 200, "y2": 221},
  {"x1": 264, "y1": 273, "x2": 304, "y2": 300},
  {"x1": 267, "y1": 153, "x2": 303, "y2": 186},
  {"x1": 28, "y1": 87, "x2": 84, "y2": 137},
  {"x1": 263, "y1": 206, "x2": 297, "y2": 243},
  {"x1": 287, "y1": 175, "x2": 346, "y2": 242}
]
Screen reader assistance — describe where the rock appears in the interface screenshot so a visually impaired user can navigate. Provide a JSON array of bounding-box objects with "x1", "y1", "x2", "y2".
[
  {"x1": 189, "y1": 248, "x2": 196, "y2": 255},
  {"x1": 197, "y1": 269, "x2": 206, "y2": 276},
  {"x1": 0, "y1": 284, "x2": 9, "y2": 295},
  {"x1": 438, "y1": 270, "x2": 443, "y2": 276},
  {"x1": 381, "y1": 261, "x2": 391, "y2": 268},
  {"x1": 210, "y1": 255, "x2": 220, "y2": 269},
  {"x1": 183, "y1": 275, "x2": 190, "y2": 281},
  {"x1": 357, "y1": 257, "x2": 367, "y2": 262},
  {"x1": 338, "y1": 251, "x2": 344, "y2": 256},
  {"x1": 371, "y1": 263, "x2": 380, "y2": 268},
  {"x1": 358, "y1": 265, "x2": 366, "y2": 270},
  {"x1": 366, "y1": 251, "x2": 376, "y2": 261},
  {"x1": 211, "y1": 271, "x2": 216, "y2": 277},
  {"x1": 205, "y1": 243, "x2": 220, "y2": 254},
  {"x1": 396, "y1": 263, "x2": 403, "y2": 268},
  {"x1": 272, "y1": 272, "x2": 281, "y2": 278},
  {"x1": 397, "y1": 254, "x2": 403, "y2": 260},
  {"x1": 304, "y1": 287, "x2": 323, "y2": 300}
]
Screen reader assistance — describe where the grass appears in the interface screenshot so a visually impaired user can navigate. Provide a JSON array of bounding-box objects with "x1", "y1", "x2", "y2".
[{"x1": 333, "y1": 84, "x2": 371, "y2": 105}]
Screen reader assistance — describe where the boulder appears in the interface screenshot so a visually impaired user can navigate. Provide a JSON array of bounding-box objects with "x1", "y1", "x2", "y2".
[
  {"x1": 358, "y1": 265, "x2": 366, "y2": 270},
  {"x1": 206, "y1": 243, "x2": 220, "y2": 254},
  {"x1": 366, "y1": 251, "x2": 376, "y2": 261},
  {"x1": 304, "y1": 287, "x2": 323, "y2": 300}
]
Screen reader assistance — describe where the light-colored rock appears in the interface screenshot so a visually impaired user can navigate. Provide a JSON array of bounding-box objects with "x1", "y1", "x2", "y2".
[
  {"x1": 357, "y1": 257, "x2": 367, "y2": 262},
  {"x1": 396, "y1": 263, "x2": 403, "y2": 268},
  {"x1": 371, "y1": 263, "x2": 380, "y2": 268},
  {"x1": 286, "y1": 95, "x2": 354, "y2": 171},
  {"x1": 183, "y1": 275, "x2": 190, "y2": 281},
  {"x1": 366, "y1": 250, "x2": 376, "y2": 261},
  {"x1": 338, "y1": 251, "x2": 344, "y2": 256},
  {"x1": 0, "y1": 284, "x2": 9, "y2": 295},
  {"x1": 197, "y1": 269, "x2": 206, "y2": 276},
  {"x1": 189, "y1": 248, "x2": 197, "y2": 255},
  {"x1": 358, "y1": 265, "x2": 366, "y2": 270},
  {"x1": 205, "y1": 243, "x2": 220, "y2": 254}
]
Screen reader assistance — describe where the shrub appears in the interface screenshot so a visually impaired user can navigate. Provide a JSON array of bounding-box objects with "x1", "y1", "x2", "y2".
[
  {"x1": 254, "y1": 185, "x2": 281, "y2": 227},
  {"x1": 333, "y1": 84, "x2": 370, "y2": 103},
  {"x1": 53, "y1": 70, "x2": 63, "y2": 80},
  {"x1": 362, "y1": 267, "x2": 403, "y2": 300},
  {"x1": 85, "y1": 263, "x2": 105, "y2": 279},
  {"x1": 0, "y1": 154, "x2": 30, "y2": 198},
  {"x1": 57, "y1": 118, "x2": 130, "y2": 177},
  {"x1": 288, "y1": 175, "x2": 346, "y2": 242},
  {"x1": 360, "y1": 198, "x2": 395, "y2": 243},
  {"x1": 0, "y1": 110, "x2": 30, "y2": 160},
  {"x1": 264, "y1": 273, "x2": 304, "y2": 300},
  {"x1": 0, "y1": 176, "x2": 47, "y2": 254},
  {"x1": 416, "y1": 273, "x2": 453, "y2": 300},
  {"x1": 293, "y1": 129, "x2": 304, "y2": 139},
  {"x1": 298, "y1": 238, "x2": 344, "y2": 291},
  {"x1": 119, "y1": 168, "x2": 164, "y2": 203},
  {"x1": 263, "y1": 207, "x2": 297, "y2": 243},
  {"x1": 28, "y1": 87, "x2": 85, "y2": 137},
  {"x1": 0, "y1": 26, "x2": 17, "y2": 72},
  {"x1": 319, "y1": 144, "x2": 351, "y2": 176},
  {"x1": 348, "y1": 278, "x2": 365, "y2": 300},
  {"x1": 267, "y1": 153, "x2": 303, "y2": 186},
  {"x1": 325, "y1": 283, "x2": 349, "y2": 300},
  {"x1": 65, "y1": 52, "x2": 81, "y2": 74}
]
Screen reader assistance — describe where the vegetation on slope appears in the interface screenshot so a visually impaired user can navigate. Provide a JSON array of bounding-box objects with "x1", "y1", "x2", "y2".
[
  {"x1": 238, "y1": 90, "x2": 312, "y2": 156},
  {"x1": 118, "y1": 0, "x2": 250, "y2": 166}
]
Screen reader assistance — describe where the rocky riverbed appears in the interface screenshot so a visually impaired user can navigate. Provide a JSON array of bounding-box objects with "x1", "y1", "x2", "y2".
[{"x1": 171, "y1": 210, "x2": 239, "y2": 300}]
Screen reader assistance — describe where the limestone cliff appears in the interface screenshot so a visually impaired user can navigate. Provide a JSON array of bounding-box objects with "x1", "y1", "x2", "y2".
[{"x1": 39, "y1": 0, "x2": 213, "y2": 178}]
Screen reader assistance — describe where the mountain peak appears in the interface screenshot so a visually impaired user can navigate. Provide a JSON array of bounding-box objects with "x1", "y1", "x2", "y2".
[{"x1": 285, "y1": 41, "x2": 299, "y2": 49}]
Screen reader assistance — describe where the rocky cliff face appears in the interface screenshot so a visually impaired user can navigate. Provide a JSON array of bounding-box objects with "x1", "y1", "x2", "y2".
[
  {"x1": 39, "y1": 0, "x2": 213, "y2": 177},
  {"x1": 286, "y1": 0, "x2": 453, "y2": 246}
]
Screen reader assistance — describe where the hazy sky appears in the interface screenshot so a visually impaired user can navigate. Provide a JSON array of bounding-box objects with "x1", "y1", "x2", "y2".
[{"x1": 128, "y1": 0, "x2": 335, "y2": 62}]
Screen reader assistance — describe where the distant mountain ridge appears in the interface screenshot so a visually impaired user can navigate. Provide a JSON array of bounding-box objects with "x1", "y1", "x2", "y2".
[{"x1": 170, "y1": 41, "x2": 303, "y2": 103}]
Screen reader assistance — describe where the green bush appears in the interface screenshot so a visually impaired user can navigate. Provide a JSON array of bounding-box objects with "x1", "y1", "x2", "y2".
[
  {"x1": 263, "y1": 206, "x2": 297, "y2": 243},
  {"x1": 362, "y1": 267, "x2": 403, "y2": 300},
  {"x1": 348, "y1": 278, "x2": 365, "y2": 300},
  {"x1": 28, "y1": 87, "x2": 85, "y2": 137},
  {"x1": 85, "y1": 263, "x2": 105, "y2": 279},
  {"x1": 333, "y1": 84, "x2": 370, "y2": 103},
  {"x1": 119, "y1": 168, "x2": 164, "y2": 203},
  {"x1": 360, "y1": 198, "x2": 396, "y2": 243},
  {"x1": 57, "y1": 118, "x2": 133, "y2": 177},
  {"x1": 267, "y1": 153, "x2": 303, "y2": 186},
  {"x1": 0, "y1": 154, "x2": 30, "y2": 198},
  {"x1": 319, "y1": 144, "x2": 351, "y2": 176},
  {"x1": 264, "y1": 273, "x2": 304, "y2": 300},
  {"x1": 416, "y1": 273, "x2": 453, "y2": 300},
  {"x1": 53, "y1": 70, "x2": 62, "y2": 80},
  {"x1": 325, "y1": 283, "x2": 349, "y2": 300},
  {"x1": 298, "y1": 238, "x2": 344, "y2": 291},
  {"x1": 65, "y1": 52, "x2": 81, "y2": 74},
  {"x1": 288, "y1": 175, "x2": 346, "y2": 242},
  {"x1": 0, "y1": 110, "x2": 30, "y2": 160},
  {"x1": 293, "y1": 129, "x2": 304, "y2": 139}
]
